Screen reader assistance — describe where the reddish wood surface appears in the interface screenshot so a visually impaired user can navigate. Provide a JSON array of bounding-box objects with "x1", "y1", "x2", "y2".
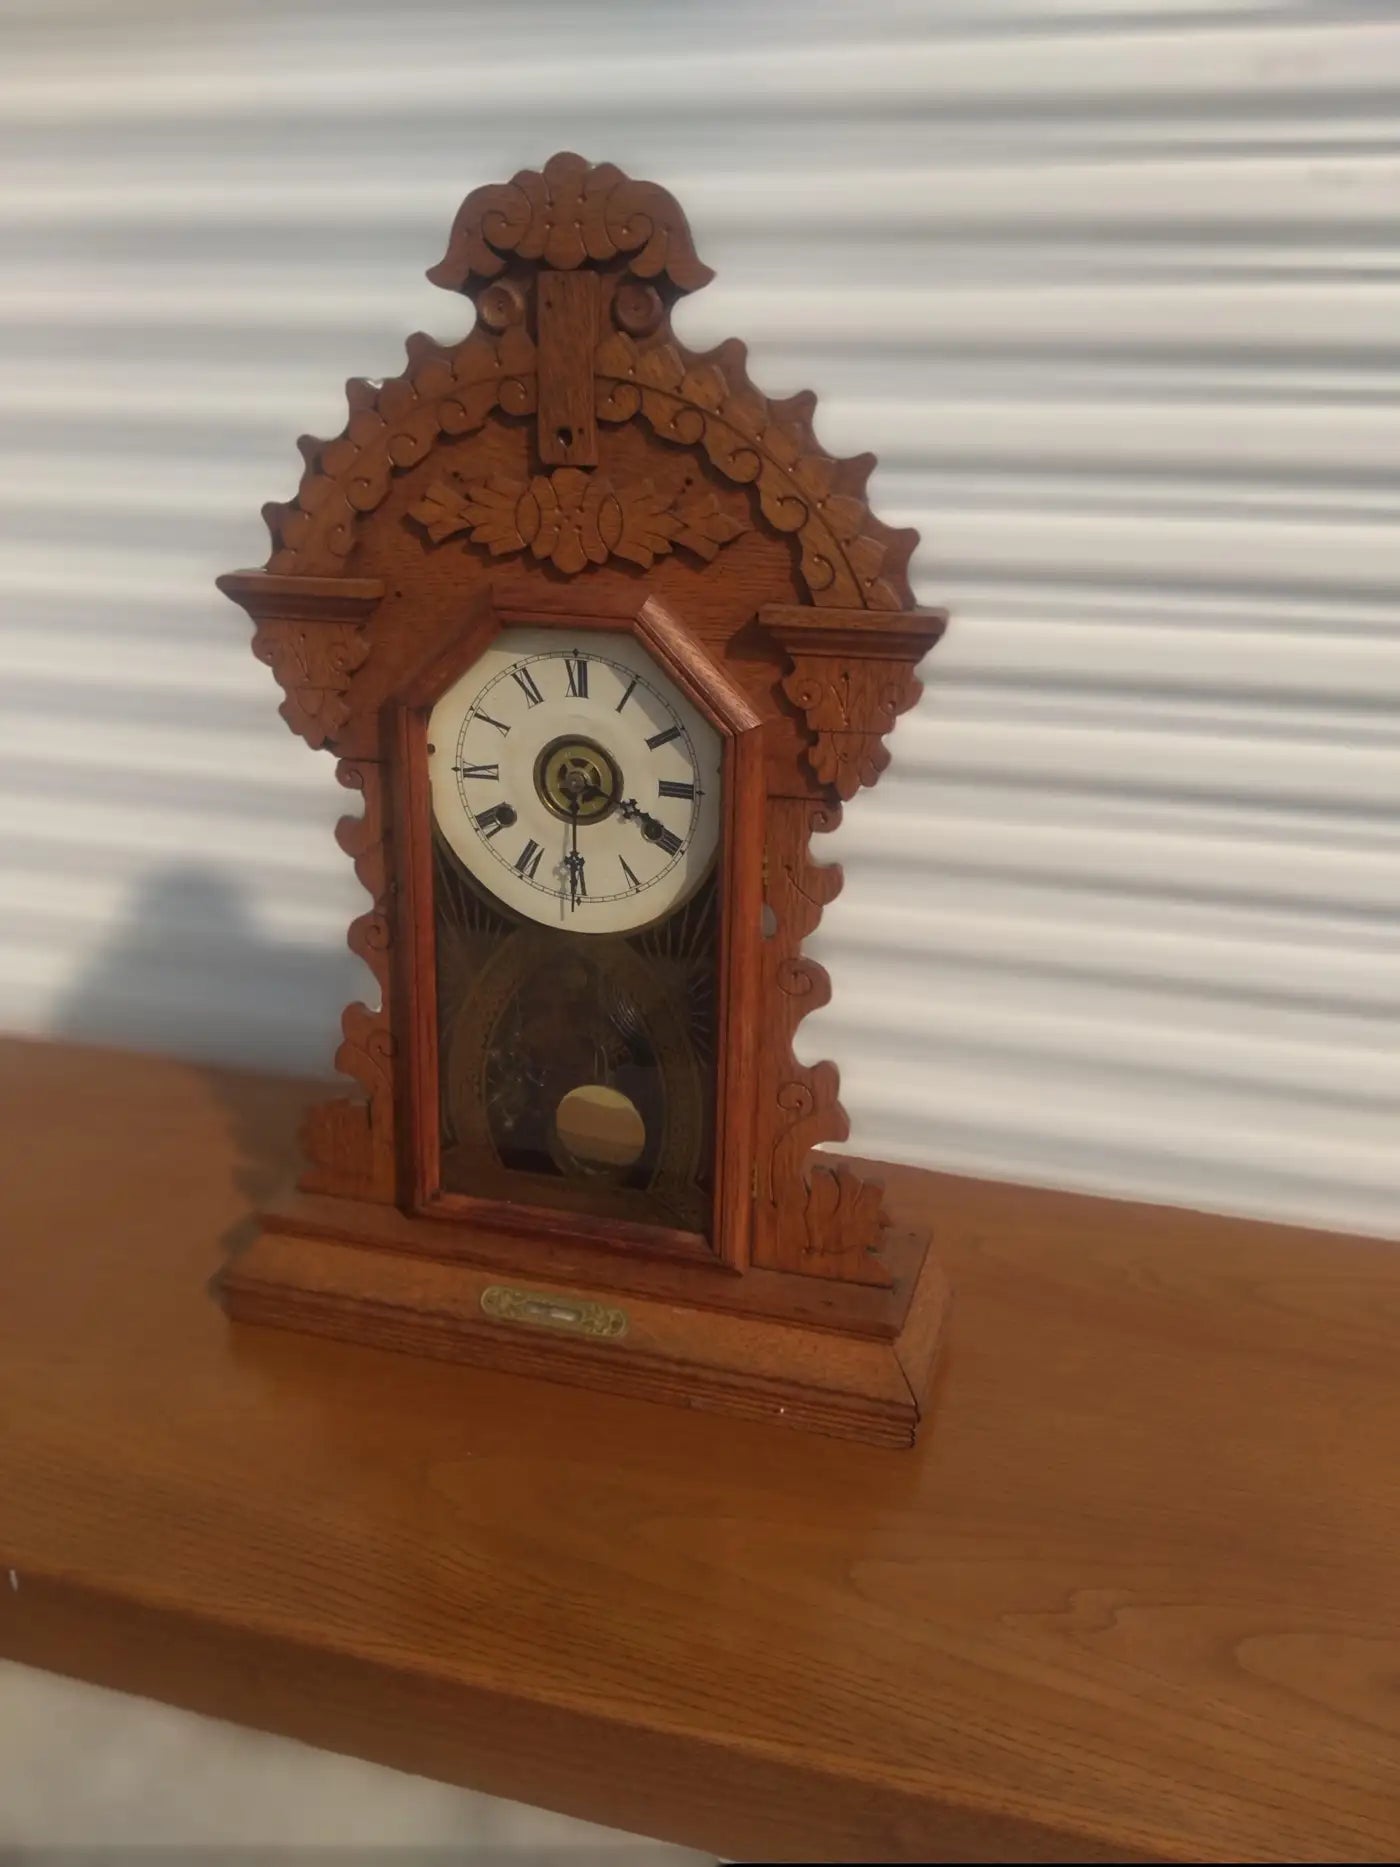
[
  {"x1": 395, "y1": 696, "x2": 439, "y2": 1209},
  {"x1": 761, "y1": 602, "x2": 948, "y2": 800},
  {"x1": 632, "y1": 596, "x2": 765, "y2": 1273},
  {"x1": 753, "y1": 793, "x2": 893, "y2": 1283},
  {"x1": 262, "y1": 1185, "x2": 928, "y2": 1338},
  {"x1": 297, "y1": 756, "x2": 396, "y2": 1203},
  {"x1": 217, "y1": 152, "x2": 944, "y2": 1329},
  {"x1": 4, "y1": 1036, "x2": 1400, "y2": 1862},
  {"x1": 536, "y1": 268, "x2": 600, "y2": 467},
  {"x1": 223, "y1": 1224, "x2": 945, "y2": 1448}
]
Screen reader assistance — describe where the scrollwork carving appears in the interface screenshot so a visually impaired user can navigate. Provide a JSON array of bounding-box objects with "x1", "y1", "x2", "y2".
[
  {"x1": 300, "y1": 760, "x2": 396, "y2": 1202},
  {"x1": 762, "y1": 606, "x2": 947, "y2": 802},
  {"x1": 250, "y1": 619, "x2": 370, "y2": 750},
  {"x1": 755, "y1": 798, "x2": 892, "y2": 1286},
  {"x1": 594, "y1": 332, "x2": 914, "y2": 610},
  {"x1": 409, "y1": 466, "x2": 746, "y2": 575},
  {"x1": 254, "y1": 157, "x2": 917, "y2": 613},
  {"x1": 427, "y1": 150, "x2": 713, "y2": 297},
  {"x1": 779, "y1": 655, "x2": 923, "y2": 800},
  {"x1": 264, "y1": 325, "x2": 537, "y2": 575}
]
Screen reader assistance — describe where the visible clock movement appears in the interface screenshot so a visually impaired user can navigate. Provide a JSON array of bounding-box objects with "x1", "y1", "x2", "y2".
[{"x1": 217, "y1": 153, "x2": 949, "y2": 1446}]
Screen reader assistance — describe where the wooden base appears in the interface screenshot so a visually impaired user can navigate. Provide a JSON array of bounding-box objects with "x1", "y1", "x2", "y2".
[{"x1": 218, "y1": 1196, "x2": 948, "y2": 1449}]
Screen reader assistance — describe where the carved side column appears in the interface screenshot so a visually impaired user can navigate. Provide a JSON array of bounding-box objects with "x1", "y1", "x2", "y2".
[
  {"x1": 752, "y1": 797, "x2": 895, "y2": 1285},
  {"x1": 216, "y1": 569, "x2": 392, "y2": 1199},
  {"x1": 755, "y1": 605, "x2": 946, "y2": 1284},
  {"x1": 299, "y1": 760, "x2": 397, "y2": 1202}
]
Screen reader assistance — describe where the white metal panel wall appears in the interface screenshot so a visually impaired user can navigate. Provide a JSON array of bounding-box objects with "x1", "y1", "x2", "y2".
[{"x1": 3, "y1": 0, "x2": 1397, "y2": 1238}]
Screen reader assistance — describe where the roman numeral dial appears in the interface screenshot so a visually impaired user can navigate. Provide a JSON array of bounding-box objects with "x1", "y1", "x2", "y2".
[
  {"x1": 473, "y1": 801, "x2": 516, "y2": 840},
  {"x1": 427, "y1": 629, "x2": 723, "y2": 935}
]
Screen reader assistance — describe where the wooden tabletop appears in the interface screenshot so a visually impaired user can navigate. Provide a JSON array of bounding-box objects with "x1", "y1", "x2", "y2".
[{"x1": 1, "y1": 1036, "x2": 1397, "y2": 1862}]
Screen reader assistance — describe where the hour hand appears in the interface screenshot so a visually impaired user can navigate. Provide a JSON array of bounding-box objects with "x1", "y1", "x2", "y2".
[
  {"x1": 617, "y1": 796, "x2": 683, "y2": 859},
  {"x1": 617, "y1": 795, "x2": 664, "y2": 838}
]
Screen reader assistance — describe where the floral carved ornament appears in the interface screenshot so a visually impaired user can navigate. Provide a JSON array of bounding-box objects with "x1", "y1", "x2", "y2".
[{"x1": 409, "y1": 467, "x2": 747, "y2": 575}]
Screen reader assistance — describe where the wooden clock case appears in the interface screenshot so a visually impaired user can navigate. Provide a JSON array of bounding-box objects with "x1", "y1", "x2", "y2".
[{"x1": 217, "y1": 154, "x2": 949, "y2": 1447}]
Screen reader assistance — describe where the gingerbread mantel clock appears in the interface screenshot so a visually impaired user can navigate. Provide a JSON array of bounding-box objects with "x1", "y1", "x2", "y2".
[{"x1": 217, "y1": 154, "x2": 949, "y2": 1446}]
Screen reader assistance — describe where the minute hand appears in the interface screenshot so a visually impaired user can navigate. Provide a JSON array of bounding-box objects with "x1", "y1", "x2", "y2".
[{"x1": 564, "y1": 795, "x2": 583, "y2": 911}]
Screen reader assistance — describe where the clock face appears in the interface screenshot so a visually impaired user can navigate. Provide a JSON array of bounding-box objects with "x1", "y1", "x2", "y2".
[{"x1": 428, "y1": 627, "x2": 723, "y2": 934}]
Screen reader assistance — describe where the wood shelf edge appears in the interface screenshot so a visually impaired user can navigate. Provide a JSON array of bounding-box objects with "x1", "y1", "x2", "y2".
[{"x1": 0, "y1": 1567, "x2": 1148, "y2": 1864}]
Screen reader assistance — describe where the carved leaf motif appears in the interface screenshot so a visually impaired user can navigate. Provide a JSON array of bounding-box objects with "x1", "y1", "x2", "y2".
[
  {"x1": 594, "y1": 332, "x2": 913, "y2": 610},
  {"x1": 672, "y1": 490, "x2": 749, "y2": 562},
  {"x1": 250, "y1": 619, "x2": 369, "y2": 750},
  {"x1": 428, "y1": 151, "x2": 713, "y2": 297},
  {"x1": 408, "y1": 469, "x2": 747, "y2": 575},
  {"x1": 779, "y1": 655, "x2": 923, "y2": 802},
  {"x1": 809, "y1": 732, "x2": 892, "y2": 798},
  {"x1": 265, "y1": 326, "x2": 538, "y2": 574},
  {"x1": 455, "y1": 475, "x2": 531, "y2": 556},
  {"x1": 610, "y1": 480, "x2": 682, "y2": 567}
]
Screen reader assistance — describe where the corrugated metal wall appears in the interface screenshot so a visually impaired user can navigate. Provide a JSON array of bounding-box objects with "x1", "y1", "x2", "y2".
[{"x1": 4, "y1": 0, "x2": 1397, "y2": 1238}]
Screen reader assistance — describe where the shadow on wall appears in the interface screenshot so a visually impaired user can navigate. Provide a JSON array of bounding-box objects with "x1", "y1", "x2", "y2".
[
  {"x1": 49, "y1": 864, "x2": 361, "y2": 1078},
  {"x1": 48, "y1": 863, "x2": 364, "y2": 1243}
]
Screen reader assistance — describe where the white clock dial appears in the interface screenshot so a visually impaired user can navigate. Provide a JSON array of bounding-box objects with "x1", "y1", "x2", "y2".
[{"x1": 427, "y1": 627, "x2": 723, "y2": 934}]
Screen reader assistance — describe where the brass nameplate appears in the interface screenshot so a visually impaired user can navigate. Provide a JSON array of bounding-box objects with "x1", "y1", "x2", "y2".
[{"x1": 480, "y1": 1284, "x2": 628, "y2": 1341}]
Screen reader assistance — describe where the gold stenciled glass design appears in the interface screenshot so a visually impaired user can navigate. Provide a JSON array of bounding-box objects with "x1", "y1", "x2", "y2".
[{"x1": 427, "y1": 626, "x2": 723, "y2": 1238}]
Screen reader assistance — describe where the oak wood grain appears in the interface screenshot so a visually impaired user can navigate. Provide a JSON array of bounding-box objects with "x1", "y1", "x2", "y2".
[
  {"x1": 264, "y1": 1184, "x2": 927, "y2": 1337},
  {"x1": 536, "y1": 268, "x2": 600, "y2": 467},
  {"x1": 3, "y1": 1036, "x2": 1398, "y2": 1861},
  {"x1": 221, "y1": 1225, "x2": 941, "y2": 1446},
  {"x1": 218, "y1": 154, "x2": 941, "y2": 1322}
]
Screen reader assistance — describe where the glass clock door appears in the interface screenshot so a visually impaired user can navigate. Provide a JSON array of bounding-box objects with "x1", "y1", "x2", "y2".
[{"x1": 425, "y1": 625, "x2": 724, "y2": 1241}]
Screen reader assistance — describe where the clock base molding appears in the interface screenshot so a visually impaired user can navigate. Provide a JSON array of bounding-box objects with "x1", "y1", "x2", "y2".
[{"x1": 217, "y1": 1195, "x2": 949, "y2": 1449}]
